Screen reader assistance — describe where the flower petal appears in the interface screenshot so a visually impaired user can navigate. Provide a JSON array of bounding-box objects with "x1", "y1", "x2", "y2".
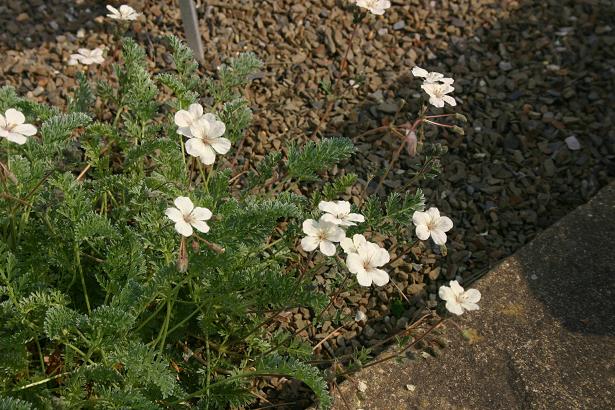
[
  {"x1": 185, "y1": 138, "x2": 207, "y2": 157},
  {"x1": 438, "y1": 285, "x2": 455, "y2": 302},
  {"x1": 209, "y1": 120, "x2": 226, "y2": 138},
  {"x1": 191, "y1": 207, "x2": 212, "y2": 221},
  {"x1": 415, "y1": 224, "x2": 430, "y2": 241},
  {"x1": 430, "y1": 229, "x2": 448, "y2": 245},
  {"x1": 346, "y1": 213, "x2": 365, "y2": 223},
  {"x1": 356, "y1": 270, "x2": 373, "y2": 287},
  {"x1": 5, "y1": 109, "x2": 25, "y2": 125},
  {"x1": 164, "y1": 207, "x2": 183, "y2": 223},
  {"x1": 318, "y1": 201, "x2": 340, "y2": 215},
  {"x1": 202, "y1": 113, "x2": 217, "y2": 123},
  {"x1": 191, "y1": 220, "x2": 210, "y2": 234},
  {"x1": 12, "y1": 124, "x2": 37, "y2": 136},
  {"x1": 340, "y1": 237, "x2": 356, "y2": 254},
  {"x1": 449, "y1": 281, "x2": 464, "y2": 297},
  {"x1": 6, "y1": 132, "x2": 27, "y2": 145},
  {"x1": 0, "y1": 114, "x2": 6, "y2": 128},
  {"x1": 411, "y1": 66, "x2": 428, "y2": 78},
  {"x1": 175, "y1": 221, "x2": 193, "y2": 237},
  {"x1": 319, "y1": 240, "x2": 336, "y2": 256},
  {"x1": 373, "y1": 247, "x2": 390, "y2": 266},
  {"x1": 327, "y1": 226, "x2": 346, "y2": 242},
  {"x1": 302, "y1": 219, "x2": 320, "y2": 236},
  {"x1": 119, "y1": 5, "x2": 133, "y2": 14},
  {"x1": 189, "y1": 103, "x2": 203, "y2": 118},
  {"x1": 301, "y1": 236, "x2": 320, "y2": 252},
  {"x1": 174, "y1": 196, "x2": 194, "y2": 215},
  {"x1": 436, "y1": 216, "x2": 453, "y2": 232},
  {"x1": 177, "y1": 126, "x2": 192, "y2": 137},
  {"x1": 445, "y1": 301, "x2": 464, "y2": 315},
  {"x1": 346, "y1": 253, "x2": 364, "y2": 275},
  {"x1": 412, "y1": 211, "x2": 430, "y2": 226},
  {"x1": 443, "y1": 95, "x2": 457, "y2": 107},
  {"x1": 190, "y1": 119, "x2": 210, "y2": 139},
  {"x1": 210, "y1": 137, "x2": 231, "y2": 155},
  {"x1": 198, "y1": 144, "x2": 217, "y2": 165},
  {"x1": 174, "y1": 110, "x2": 193, "y2": 127},
  {"x1": 461, "y1": 302, "x2": 479, "y2": 311},
  {"x1": 335, "y1": 201, "x2": 351, "y2": 214},
  {"x1": 426, "y1": 207, "x2": 441, "y2": 220},
  {"x1": 320, "y1": 213, "x2": 340, "y2": 225},
  {"x1": 353, "y1": 234, "x2": 367, "y2": 248},
  {"x1": 429, "y1": 96, "x2": 445, "y2": 108},
  {"x1": 370, "y1": 268, "x2": 390, "y2": 286},
  {"x1": 463, "y1": 288, "x2": 481, "y2": 304}
]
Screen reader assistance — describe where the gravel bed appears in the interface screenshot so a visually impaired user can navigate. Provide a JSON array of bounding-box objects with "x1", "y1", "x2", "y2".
[{"x1": 2, "y1": 0, "x2": 614, "y2": 406}]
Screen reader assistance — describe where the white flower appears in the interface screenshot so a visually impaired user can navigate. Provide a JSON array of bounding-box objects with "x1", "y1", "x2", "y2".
[
  {"x1": 318, "y1": 200, "x2": 365, "y2": 227},
  {"x1": 421, "y1": 83, "x2": 457, "y2": 108},
  {"x1": 300, "y1": 217, "x2": 345, "y2": 256},
  {"x1": 412, "y1": 66, "x2": 454, "y2": 85},
  {"x1": 0, "y1": 109, "x2": 36, "y2": 145},
  {"x1": 412, "y1": 207, "x2": 453, "y2": 245},
  {"x1": 68, "y1": 48, "x2": 105, "y2": 66},
  {"x1": 165, "y1": 196, "x2": 212, "y2": 237},
  {"x1": 174, "y1": 103, "x2": 205, "y2": 137},
  {"x1": 340, "y1": 233, "x2": 367, "y2": 255},
  {"x1": 438, "y1": 280, "x2": 481, "y2": 315},
  {"x1": 185, "y1": 114, "x2": 230, "y2": 165},
  {"x1": 355, "y1": 0, "x2": 391, "y2": 15},
  {"x1": 106, "y1": 4, "x2": 140, "y2": 21},
  {"x1": 346, "y1": 242, "x2": 390, "y2": 287}
]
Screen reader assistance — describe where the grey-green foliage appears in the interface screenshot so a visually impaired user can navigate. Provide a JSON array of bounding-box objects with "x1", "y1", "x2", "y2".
[
  {"x1": 287, "y1": 137, "x2": 355, "y2": 182},
  {"x1": 362, "y1": 189, "x2": 425, "y2": 238},
  {"x1": 207, "y1": 52, "x2": 262, "y2": 103},
  {"x1": 1, "y1": 36, "x2": 352, "y2": 409},
  {"x1": 0, "y1": 396, "x2": 33, "y2": 410}
]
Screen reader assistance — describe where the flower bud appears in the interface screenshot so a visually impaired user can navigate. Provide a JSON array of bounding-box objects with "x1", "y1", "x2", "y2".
[
  {"x1": 452, "y1": 125, "x2": 465, "y2": 136},
  {"x1": 405, "y1": 130, "x2": 418, "y2": 158},
  {"x1": 177, "y1": 237, "x2": 188, "y2": 273},
  {"x1": 454, "y1": 113, "x2": 468, "y2": 122}
]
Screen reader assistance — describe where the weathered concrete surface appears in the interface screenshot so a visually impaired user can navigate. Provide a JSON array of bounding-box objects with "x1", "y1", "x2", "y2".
[{"x1": 333, "y1": 182, "x2": 615, "y2": 409}]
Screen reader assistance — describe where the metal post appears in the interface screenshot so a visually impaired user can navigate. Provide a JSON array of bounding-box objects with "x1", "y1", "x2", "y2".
[{"x1": 178, "y1": 0, "x2": 205, "y2": 64}]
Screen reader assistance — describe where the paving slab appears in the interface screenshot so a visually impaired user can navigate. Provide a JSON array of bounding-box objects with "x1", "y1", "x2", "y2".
[{"x1": 333, "y1": 181, "x2": 615, "y2": 409}]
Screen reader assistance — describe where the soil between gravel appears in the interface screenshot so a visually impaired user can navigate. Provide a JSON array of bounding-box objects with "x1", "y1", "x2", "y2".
[{"x1": 1, "y1": 0, "x2": 614, "y2": 407}]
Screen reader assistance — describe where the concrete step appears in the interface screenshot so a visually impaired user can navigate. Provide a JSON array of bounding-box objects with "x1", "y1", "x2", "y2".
[{"x1": 333, "y1": 181, "x2": 615, "y2": 409}]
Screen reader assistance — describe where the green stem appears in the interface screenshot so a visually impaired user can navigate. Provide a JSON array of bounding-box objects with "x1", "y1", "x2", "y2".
[
  {"x1": 165, "y1": 303, "x2": 203, "y2": 336},
  {"x1": 112, "y1": 106, "x2": 124, "y2": 128},
  {"x1": 12, "y1": 370, "x2": 74, "y2": 392},
  {"x1": 65, "y1": 342, "x2": 95, "y2": 365},
  {"x1": 74, "y1": 243, "x2": 91, "y2": 315},
  {"x1": 34, "y1": 337, "x2": 45, "y2": 373},
  {"x1": 135, "y1": 300, "x2": 167, "y2": 332},
  {"x1": 155, "y1": 300, "x2": 173, "y2": 354}
]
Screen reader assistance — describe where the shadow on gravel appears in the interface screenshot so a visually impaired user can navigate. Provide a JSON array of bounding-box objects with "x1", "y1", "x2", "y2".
[
  {"x1": 332, "y1": 0, "x2": 615, "y2": 295},
  {"x1": 0, "y1": 0, "x2": 105, "y2": 50}
]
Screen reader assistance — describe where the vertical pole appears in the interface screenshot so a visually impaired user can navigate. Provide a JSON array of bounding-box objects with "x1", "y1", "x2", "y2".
[{"x1": 178, "y1": 0, "x2": 205, "y2": 64}]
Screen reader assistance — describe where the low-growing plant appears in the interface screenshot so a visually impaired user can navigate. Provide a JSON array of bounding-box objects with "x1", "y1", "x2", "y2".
[{"x1": 0, "y1": 2, "x2": 482, "y2": 409}]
